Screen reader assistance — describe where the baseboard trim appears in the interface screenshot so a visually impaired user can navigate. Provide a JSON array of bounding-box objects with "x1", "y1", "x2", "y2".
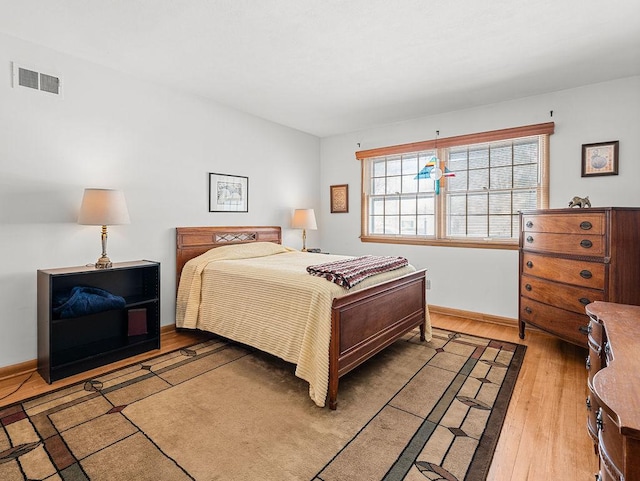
[
  {"x1": 429, "y1": 304, "x2": 518, "y2": 328},
  {"x1": 0, "y1": 324, "x2": 178, "y2": 383},
  {"x1": 1, "y1": 311, "x2": 519, "y2": 382}
]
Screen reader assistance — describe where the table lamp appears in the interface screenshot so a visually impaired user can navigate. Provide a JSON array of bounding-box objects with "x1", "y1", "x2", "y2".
[
  {"x1": 78, "y1": 188, "x2": 130, "y2": 268},
  {"x1": 292, "y1": 208, "x2": 317, "y2": 252}
]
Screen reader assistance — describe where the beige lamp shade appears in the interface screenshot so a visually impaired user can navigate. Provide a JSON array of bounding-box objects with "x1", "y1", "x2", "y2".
[
  {"x1": 292, "y1": 208, "x2": 317, "y2": 230},
  {"x1": 78, "y1": 188, "x2": 130, "y2": 268},
  {"x1": 78, "y1": 188, "x2": 130, "y2": 225},
  {"x1": 292, "y1": 208, "x2": 317, "y2": 252}
]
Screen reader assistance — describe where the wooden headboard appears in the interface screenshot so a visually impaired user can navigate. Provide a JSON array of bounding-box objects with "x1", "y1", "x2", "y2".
[{"x1": 176, "y1": 226, "x2": 282, "y2": 286}]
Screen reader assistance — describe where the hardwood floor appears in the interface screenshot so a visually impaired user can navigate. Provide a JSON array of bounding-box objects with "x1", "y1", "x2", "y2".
[
  {"x1": 0, "y1": 314, "x2": 598, "y2": 480},
  {"x1": 430, "y1": 313, "x2": 598, "y2": 481},
  {"x1": 0, "y1": 327, "x2": 212, "y2": 408}
]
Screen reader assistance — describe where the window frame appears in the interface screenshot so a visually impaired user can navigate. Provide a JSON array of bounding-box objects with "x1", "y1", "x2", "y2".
[{"x1": 356, "y1": 122, "x2": 554, "y2": 250}]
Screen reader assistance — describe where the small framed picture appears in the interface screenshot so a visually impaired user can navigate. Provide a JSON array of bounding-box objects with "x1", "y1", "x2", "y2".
[
  {"x1": 209, "y1": 173, "x2": 248, "y2": 212},
  {"x1": 581, "y1": 141, "x2": 619, "y2": 177},
  {"x1": 330, "y1": 184, "x2": 349, "y2": 213}
]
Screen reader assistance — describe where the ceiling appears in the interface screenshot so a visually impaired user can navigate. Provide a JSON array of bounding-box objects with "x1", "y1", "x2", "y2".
[{"x1": 1, "y1": 0, "x2": 639, "y2": 137}]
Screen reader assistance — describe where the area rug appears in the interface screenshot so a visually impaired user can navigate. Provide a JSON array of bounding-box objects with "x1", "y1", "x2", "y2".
[{"x1": 0, "y1": 327, "x2": 525, "y2": 481}]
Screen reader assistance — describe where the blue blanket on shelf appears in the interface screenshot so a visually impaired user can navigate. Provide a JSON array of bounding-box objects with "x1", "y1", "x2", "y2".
[{"x1": 53, "y1": 286, "x2": 126, "y2": 319}]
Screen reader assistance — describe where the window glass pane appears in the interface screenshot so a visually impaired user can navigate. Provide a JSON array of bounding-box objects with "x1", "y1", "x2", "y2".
[
  {"x1": 446, "y1": 170, "x2": 467, "y2": 192},
  {"x1": 418, "y1": 177, "x2": 435, "y2": 193},
  {"x1": 402, "y1": 174, "x2": 418, "y2": 193},
  {"x1": 490, "y1": 166, "x2": 513, "y2": 189},
  {"x1": 370, "y1": 197, "x2": 385, "y2": 215},
  {"x1": 514, "y1": 140, "x2": 538, "y2": 164},
  {"x1": 385, "y1": 197, "x2": 399, "y2": 215},
  {"x1": 468, "y1": 168, "x2": 489, "y2": 190},
  {"x1": 386, "y1": 176, "x2": 401, "y2": 194},
  {"x1": 490, "y1": 144, "x2": 512, "y2": 167},
  {"x1": 489, "y1": 215, "x2": 513, "y2": 237},
  {"x1": 373, "y1": 159, "x2": 386, "y2": 177},
  {"x1": 513, "y1": 163, "x2": 538, "y2": 188},
  {"x1": 401, "y1": 216, "x2": 416, "y2": 235},
  {"x1": 373, "y1": 177, "x2": 386, "y2": 195},
  {"x1": 512, "y1": 190, "x2": 538, "y2": 212},
  {"x1": 416, "y1": 215, "x2": 435, "y2": 235},
  {"x1": 448, "y1": 194, "x2": 467, "y2": 216},
  {"x1": 467, "y1": 193, "x2": 488, "y2": 215},
  {"x1": 385, "y1": 216, "x2": 399, "y2": 234},
  {"x1": 489, "y1": 192, "x2": 512, "y2": 214},
  {"x1": 448, "y1": 215, "x2": 466, "y2": 236},
  {"x1": 402, "y1": 155, "x2": 419, "y2": 175},
  {"x1": 387, "y1": 157, "x2": 402, "y2": 176},
  {"x1": 417, "y1": 195, "x2": 435, "y2": 214},
  {"x1": 370, "y1": 216, "x2": 384, "y2": 234},
  {"x1": 449, "y1": 149, "x2": 468, "y2": 172},
  {"x1": 401, "y1": 197, "x2": 416, "y2": 215},
  {"x1": 467, "y1": 215, "x2": 488, "y2": 237},
  {"x1": 469, "y1": 146, "x2": 489, "y2": 169}
]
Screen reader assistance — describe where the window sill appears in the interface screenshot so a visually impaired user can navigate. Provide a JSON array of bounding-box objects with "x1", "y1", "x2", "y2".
[{"x1": 360, "y1": 235, "x2": 519, "y2": 250}]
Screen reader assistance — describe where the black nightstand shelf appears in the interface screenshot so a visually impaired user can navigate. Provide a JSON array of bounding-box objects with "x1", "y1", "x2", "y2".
[{"x1": 37, "y1": 260, "x2": 161, "y2": 383}]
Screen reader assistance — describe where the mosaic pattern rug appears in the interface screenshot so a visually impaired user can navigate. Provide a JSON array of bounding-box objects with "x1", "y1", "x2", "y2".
[{"x1": 0, "y1": 328, "x2": 525, "y2": 481}]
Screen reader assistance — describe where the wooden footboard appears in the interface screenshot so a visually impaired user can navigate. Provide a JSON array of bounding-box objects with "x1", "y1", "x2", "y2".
[{"x1": 328, "y1": 269, "x2": 427, "y2": 410}]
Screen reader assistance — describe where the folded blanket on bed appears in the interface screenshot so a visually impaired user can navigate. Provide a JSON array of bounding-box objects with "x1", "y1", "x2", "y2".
[
  {"x1": 53, "y1": 286, "x2": 126, "y2": 319},
  {"x1": 306, "y1": 255, "x2": 409, "y2": 289}
]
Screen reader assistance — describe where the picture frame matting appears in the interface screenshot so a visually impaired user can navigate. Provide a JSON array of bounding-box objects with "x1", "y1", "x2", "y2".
[
  {"x1": 209, "y1": 173, "x2": 248, "y2": 212},
  {"x1": 581, "y1": 141, "x2": 619, "y2": 177}
]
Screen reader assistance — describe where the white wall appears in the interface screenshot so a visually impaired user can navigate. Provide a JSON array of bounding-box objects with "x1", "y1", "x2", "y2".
[
  {"x1": 0, "y1": 33, "x2": 320, "y2": 368},
  {"x1": 320, "y1": 76, "x2": 640, "y2": 319},
  {"x1": 2, "y1": 30, "x2": 639, "y2": 371}
]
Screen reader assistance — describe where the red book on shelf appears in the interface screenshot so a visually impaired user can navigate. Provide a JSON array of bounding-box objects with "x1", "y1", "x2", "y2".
[{"x1": 128, "y1": 308, "x2": 148, "y2": 336}]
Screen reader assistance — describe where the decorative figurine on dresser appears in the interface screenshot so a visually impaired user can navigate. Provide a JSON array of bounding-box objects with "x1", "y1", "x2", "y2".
[{"x1": 518, "y1": 207, "x2": 640, "y2": 347}]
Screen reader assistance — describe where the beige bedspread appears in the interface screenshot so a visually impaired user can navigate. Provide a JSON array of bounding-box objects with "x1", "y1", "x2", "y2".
[{"x1": 176, "y1": 242, "x2": 431, "y2": 407}]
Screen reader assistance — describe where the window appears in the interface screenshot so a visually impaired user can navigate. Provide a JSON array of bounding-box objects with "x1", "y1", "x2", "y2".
[{"x1": 357, "y1": 123, "x2": 554, "y2": 249}]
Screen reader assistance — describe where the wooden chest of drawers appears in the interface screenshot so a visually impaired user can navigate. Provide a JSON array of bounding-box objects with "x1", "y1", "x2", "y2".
[
  {"x1": 519, "y1": 207, "x2": 640, "y2": 346},
  {"x1": 585, "y1": 302, "x2": 640, "y2": 481}
]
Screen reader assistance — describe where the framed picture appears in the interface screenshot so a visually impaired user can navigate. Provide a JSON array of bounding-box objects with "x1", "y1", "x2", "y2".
[
  {"x1": 209, "y1": 173, "x2": 248, "y2": 212},
  {"x1": 582, "y1": 141, "x2": 619, "y2": 177},
  {"x1": 330, "y1": 184, "x2": 349, "y2": 213}
]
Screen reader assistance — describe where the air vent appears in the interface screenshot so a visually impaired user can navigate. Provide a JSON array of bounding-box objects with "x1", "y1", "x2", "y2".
[{"x1": 12, "y1": 62, "x2": 62, "y2": 96}]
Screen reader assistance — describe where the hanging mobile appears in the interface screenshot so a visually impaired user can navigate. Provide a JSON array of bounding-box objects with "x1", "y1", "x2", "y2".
[{"x1": 415, "y1": 130, "x2": 455, "y2": 194}]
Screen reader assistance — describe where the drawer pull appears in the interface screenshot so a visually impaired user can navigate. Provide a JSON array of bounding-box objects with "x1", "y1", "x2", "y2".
[
  {"x1": 579, "y1": 297, "x2": 591, "y2": 306},
  {"x1": 580, "y1": 239, "x2": 593, "y2": 248},
  {"x1": 580, "y1": 269, "x2": 593, "y2": 279},
  {"x1": 586, "y1": 396, "x2": 591, "y2": 411},
  {"x1": 580, "y1": 221, "x2": 593, "y2": 230},
  {"x1": 526, "y1": 236, "x2": 534, "y2": 243},
  {"x1": 526, "y1": 261, "x2": 533, "y2": 268},
  {"x1": 586, "y1": 355, "x2": 591, "y2": 371},
  {"x1": 526, "y1": 221, "x2": 533, "y2": 228},
  {"x1": 596, "y1": 408, "x2": 603, "y2": 431},
  {"x1": 525, "y1": 284, "x2": 532, "y2": 291},
  {"x1": 604, "y1": 341, "x2": 610, "y2": 356},
  {"x1": 524, "y1": 307, "x2": 532, "y2": 314},
  {"x1": 579, "y1": 325, "x2": 590, "y2": 335}
]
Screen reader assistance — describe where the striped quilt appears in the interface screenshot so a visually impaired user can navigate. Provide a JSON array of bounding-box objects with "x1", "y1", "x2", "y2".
[
  {"x1": 176, "y1": 243, "x2": 430, "y2": 407},
  {"x1": 306, "y1": 255, "x2": 409, "y2": 289}
]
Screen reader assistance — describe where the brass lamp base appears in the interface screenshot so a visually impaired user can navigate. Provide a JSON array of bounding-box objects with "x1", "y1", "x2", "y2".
[
  {"x1": 95, "y1": 255, "x2": 113, "y2": 269},
  {"x1": 95, "y1": 225, "x2": 113, "y2": 268}
]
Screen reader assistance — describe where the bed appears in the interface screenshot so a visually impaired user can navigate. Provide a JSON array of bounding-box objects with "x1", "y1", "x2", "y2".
[{"x1": 175, "y1": 226, "x2": 431, "y2": 409}]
